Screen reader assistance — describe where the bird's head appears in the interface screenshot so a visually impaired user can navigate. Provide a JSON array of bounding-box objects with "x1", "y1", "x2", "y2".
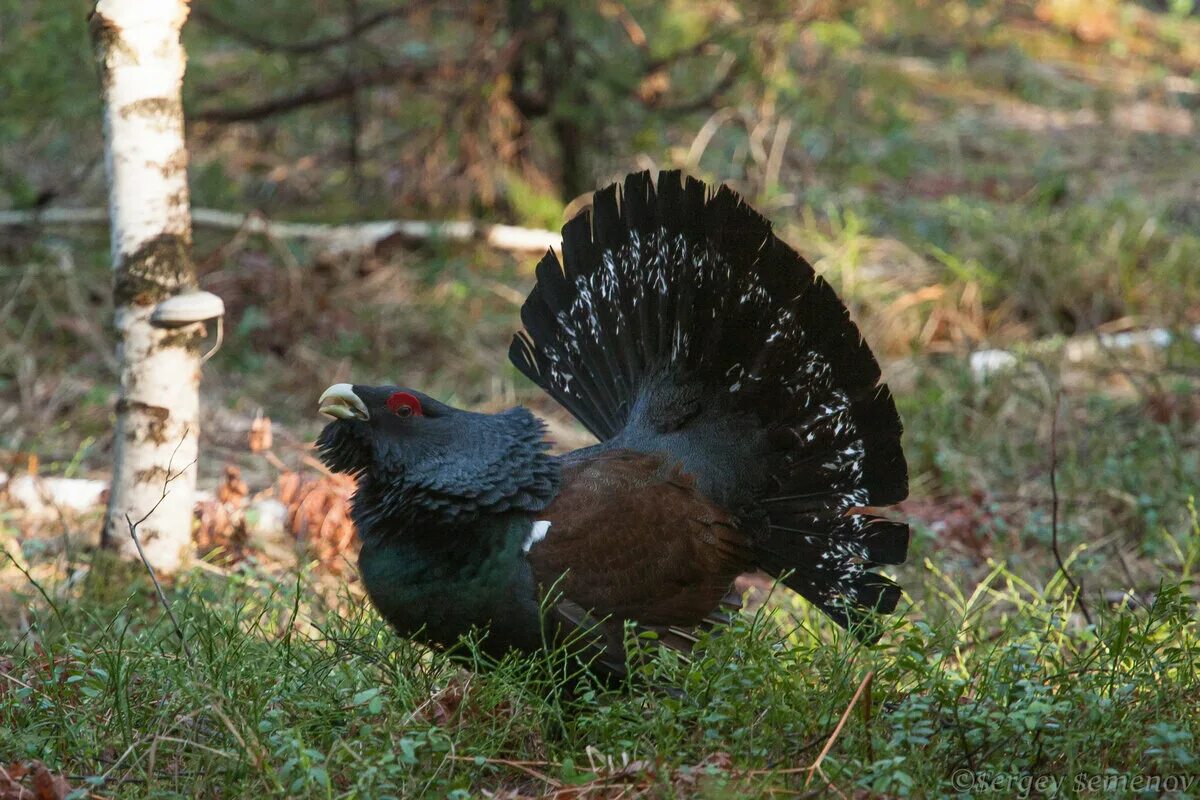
[
  {"x1": 316, "y1": 383, "x2": 455, "y2": 478},
  {"x1": 315, "y1": 383, "x2": 560, "y2": 526}
]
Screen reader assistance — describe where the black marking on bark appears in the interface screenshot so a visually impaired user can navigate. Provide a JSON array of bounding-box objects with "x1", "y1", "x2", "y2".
[
  {"x1": 88, "y1": 11, "x2": 123, "y2": 86},
  {"x1": 162, "y1": 150, "x2": 189, "y2": 181},
  {"x1": 119, "y1": 97, "x2": 184, "y2": 120},
  {"x1": 116, "y1": 399, "x2": 171, "y2": 444},
  {"x1": 134, "y1": 465, "x2": 171, "y2": 484},
  {"x1": 114, "y1": 233, "x2": 196, "y2": 306},
  {"x1": 159, "y1": 325, "x2": 205, "y2": 354}
]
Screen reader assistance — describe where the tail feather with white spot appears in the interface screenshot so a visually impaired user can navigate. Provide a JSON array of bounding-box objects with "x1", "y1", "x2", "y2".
[{"x1": 510, "y1": 171, "x2": 908, "y2": 636}]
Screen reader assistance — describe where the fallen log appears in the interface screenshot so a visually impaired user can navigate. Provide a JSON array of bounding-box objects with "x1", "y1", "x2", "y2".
[{"x1": 0, "y1": 207, "x2": 562, "y2": 256}]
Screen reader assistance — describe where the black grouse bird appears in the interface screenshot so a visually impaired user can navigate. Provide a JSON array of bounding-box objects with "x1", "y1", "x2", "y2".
[{"x1": 317, "y1": 171, "x2": 908, "y2": 675}]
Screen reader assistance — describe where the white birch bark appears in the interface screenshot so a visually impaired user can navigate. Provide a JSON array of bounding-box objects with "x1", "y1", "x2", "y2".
[{"x1": 92, "y1": 0, "x2": 200, "y2": 572}]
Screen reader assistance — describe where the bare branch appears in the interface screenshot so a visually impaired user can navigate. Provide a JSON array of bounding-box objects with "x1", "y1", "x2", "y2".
[
  {"x1": 191, "y1": 59, "x2": 458, "y2": 123},
  {"x1": 645, "y1": 36, "x2": 719, "y2": 73},
  {"x1": 0, "y1": 207, "x2": 561, "y2": 255},
  {"x1": 658, "y1": 54, "x2": 741, "y2": 115},
  {"x1": 191, "y1": 6, "x2": 410, "y2": 55},
  {"x1": 0, "y1": 208, "x2": 108, "y2": 225}
]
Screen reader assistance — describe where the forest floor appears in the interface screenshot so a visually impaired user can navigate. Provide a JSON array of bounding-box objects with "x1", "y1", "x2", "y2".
[{"x1": 2, "y1": 1, "x2": 1200, "y2": 797}]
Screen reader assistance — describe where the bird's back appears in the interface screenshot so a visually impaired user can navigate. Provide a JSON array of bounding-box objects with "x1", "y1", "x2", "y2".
[{"x1": 512, "y1": 170, "x2": 909, "y2": 635}]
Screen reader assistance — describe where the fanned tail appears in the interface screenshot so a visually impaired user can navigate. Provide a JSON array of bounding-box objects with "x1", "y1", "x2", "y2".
[{"x1": 510, "y1": 171, "x2": 909, "y2": 636}]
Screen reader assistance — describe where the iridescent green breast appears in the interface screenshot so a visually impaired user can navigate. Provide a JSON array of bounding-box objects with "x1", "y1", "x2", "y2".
[{"x1": 356, "y1": 513, "x2": 545, "y2": 657}]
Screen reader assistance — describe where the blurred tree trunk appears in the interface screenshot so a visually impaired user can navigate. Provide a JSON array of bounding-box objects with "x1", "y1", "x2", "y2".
[
  {"x1": 91, "y1": 0, "x2": 201, "y2": 573},
  {"x1": 506, "y1": 0, "x2": 589, "y2": 201}
]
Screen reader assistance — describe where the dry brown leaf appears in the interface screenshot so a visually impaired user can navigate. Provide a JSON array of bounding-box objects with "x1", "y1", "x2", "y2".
[
  {"x1": 194, "y1": 464, "x2": 250, "y2": 562},
  {"x1": 248, "y1": 413, "x2": 273, "y2": 453},
  {"x1": 277, "y1": 471, "x2": 358, "y2": 571},
  {"x1": 216, "y1": 465, "x2": 249, "y2": 506},
  {"x1": 901, "y1": 491, "x2": 1017, "y2": 559},
  {"x1": 1146, "y1": 391, "x2": 1200, "y2": 428},
  {"x1": 0, "y1": 762, "x2": 72, "y2": 800},
  {"x1": 30, "y1": 765, "x2": 69, "y2": 800},
  {"x1": 671, "y1": 751, "x2": 735, "y2": 792}
]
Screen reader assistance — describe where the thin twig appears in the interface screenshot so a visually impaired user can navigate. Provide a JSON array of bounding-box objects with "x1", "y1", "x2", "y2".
[
  {"x1": 127, "y1": 511, "x2": 194, "y2": 661},
  {"x1": 2, "y1": 548, "x2": 65, "y2": 628},
  {"x1": 152, "y1": 736, "x2": 236, "y2": 759},
  {"x1": 805, "y1": 670, "x2": 874, "y2": 788},
  {"x1": 860, "y1": 669, "x2": 875, "y2": 764},
  {"x1": 446, "y1": 755, "x2": 562, "y2": 788},
  {"x1": 1049, "y1": 392, "x2": 1093, "y2": 625},
  {"x1": 126, "y1": 433, "x2": 196, "y2": 661},
  {"x1": 0, "y1": 667, "x2": 33, "y2": 690}
]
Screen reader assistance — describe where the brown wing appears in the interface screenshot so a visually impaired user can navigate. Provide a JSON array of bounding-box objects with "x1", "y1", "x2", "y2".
[{"x1": 527, "y1": 449, "x2": 752, "y2": 629}]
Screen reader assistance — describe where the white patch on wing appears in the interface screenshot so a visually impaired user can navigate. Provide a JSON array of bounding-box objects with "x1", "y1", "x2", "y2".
[{"x1": 522, "y1": 520, "x2": 551, "y2": 553}]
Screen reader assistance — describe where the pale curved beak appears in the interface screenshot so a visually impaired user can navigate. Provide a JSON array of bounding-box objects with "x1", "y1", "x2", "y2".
[{"x1": 319, "y1": 383, "x2": 369, "y2": 420}]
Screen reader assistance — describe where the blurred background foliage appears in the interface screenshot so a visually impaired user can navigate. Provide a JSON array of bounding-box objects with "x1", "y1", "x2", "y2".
[
  {"x1": 3, "y1": 0, "x2": 1197, "y2": 326},
  {"x1": 1, "y1": 0, "x2": 1198, "y2": 601}
]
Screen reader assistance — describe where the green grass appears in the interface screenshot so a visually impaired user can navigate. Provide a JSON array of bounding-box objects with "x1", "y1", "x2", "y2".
[
  {"x1": 5, "y1": 353, "x2": 1197, "y2": 797},
  {"x1": 3, "y1": 522, "x2": 1198, "y2": 798},
  {"x1": 5, "y1": 354, "x2": 1198, "y2": 798}
]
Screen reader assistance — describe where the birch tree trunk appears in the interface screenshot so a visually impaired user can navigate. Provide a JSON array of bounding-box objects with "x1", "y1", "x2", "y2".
[{"x1": 92, "y1": 0, "x2": 201, "y2": 573}]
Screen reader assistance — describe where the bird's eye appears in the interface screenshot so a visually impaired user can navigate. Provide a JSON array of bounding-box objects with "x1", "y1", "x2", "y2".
[{"x1": 386, "y1": 391, "x2": 423, "y2": 417}]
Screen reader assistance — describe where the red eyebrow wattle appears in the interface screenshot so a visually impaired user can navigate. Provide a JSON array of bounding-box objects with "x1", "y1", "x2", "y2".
[{"x1": 386, "y1": 391, "x2": 422, "y2": 416}]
